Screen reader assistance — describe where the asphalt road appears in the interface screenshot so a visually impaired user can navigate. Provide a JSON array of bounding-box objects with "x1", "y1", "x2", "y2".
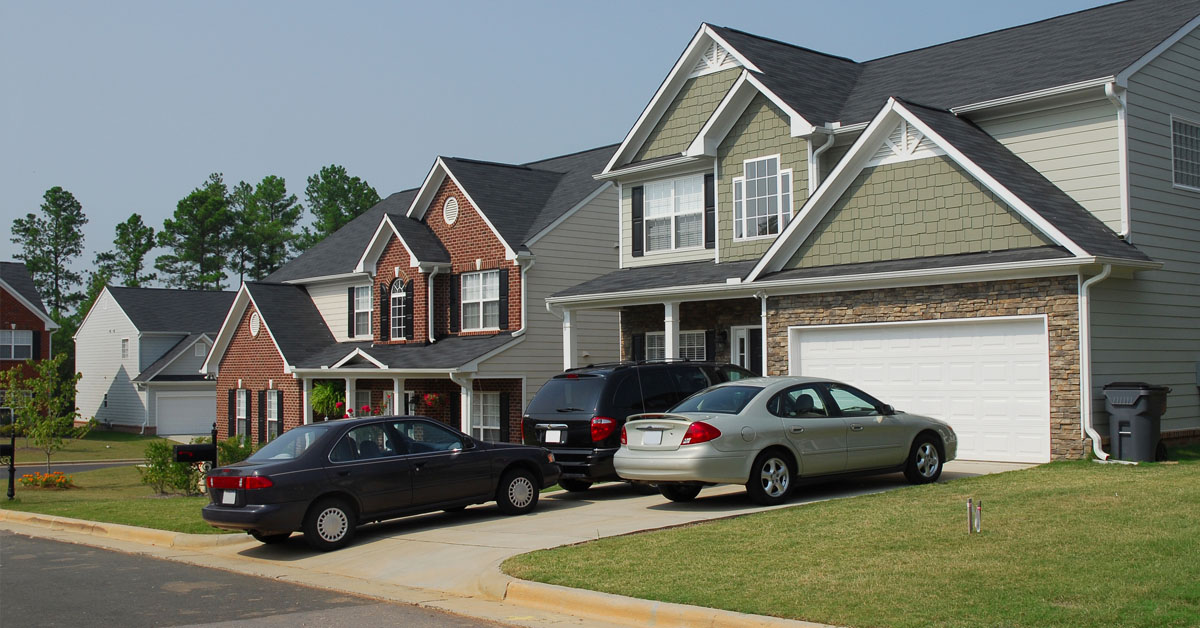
[{"x1": 0, "y1": 531, "x2": 506, "y2": 628}]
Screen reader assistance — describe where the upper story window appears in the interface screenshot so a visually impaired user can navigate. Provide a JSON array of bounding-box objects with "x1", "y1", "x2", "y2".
[
  {"x1": 1173, "y1": 117, "x2": 1200, "y2": 191},
  {"x1": 194, "y1": 342, "x2": 207, "y2": 357},
  {"x1": 733, "y1": 156, "x2": 792, "y2": 240},
  {"x1": 0, "y1": 330, "x2": 33, "y2": 360},
  {"x1": 644, "y1": 174, "x2": 703, "y2": 252},
  {"x1": 354, "y1": 286, "x2": 371, "y2": 338},
  {"x1": 390, "y1": 279, "x2": 407, "y2": 340},
  {"x1": 120, "y1": 338, "x2": 129, "y2": 359},
  {"x1": 462, "y1": 270, "x2": 500, "y2": 331}
]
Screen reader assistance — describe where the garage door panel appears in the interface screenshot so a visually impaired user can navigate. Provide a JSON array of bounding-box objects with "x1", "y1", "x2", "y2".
[
  {"x1": 156, "y1": 393, "x2": 217, "y2": 436},
  {"x1": 791, "y1": 317, "x2": 1050, "y2": 463}
]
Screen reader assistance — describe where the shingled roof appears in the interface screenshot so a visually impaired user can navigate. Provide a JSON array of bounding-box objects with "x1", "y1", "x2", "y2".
[
  {"x1": 108, "y1": 286, "x2": 235, "y2": 333},
  {"x1": 0, "y1": 261, "x2": 50, "y2": 317}
]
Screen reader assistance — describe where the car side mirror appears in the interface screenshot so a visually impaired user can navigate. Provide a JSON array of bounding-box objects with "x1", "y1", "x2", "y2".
[{"x1": 878, "y1": 404, "x2": 895, "y2": 416}]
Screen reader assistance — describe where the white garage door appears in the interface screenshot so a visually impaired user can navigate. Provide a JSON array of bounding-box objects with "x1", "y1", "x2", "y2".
[
  {"x1": 156, "y1": 393, "x2": 216, "y2": 436},
  {"x1": 789, "y1": 316, "x2": 1050, "y2": 463}
]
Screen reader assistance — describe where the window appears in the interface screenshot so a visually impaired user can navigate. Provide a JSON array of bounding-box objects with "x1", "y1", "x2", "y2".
[
  {"x1": 354, "y1": 286, "x2": 371, "y2": 337},
  {"x1": 236, "y1": 389, "x2": 249, "y2": 439},
  {"x1": 461, "y1": 270, "x2": 500, "y2": 330},
  {"x1": 1173, "y1": 117, "x2": 1200, "y2": 191},
  {"x1": 390, "y1": 279, "x2": 407, "y2": 339},
  {"x1": 471, "y1": 392, "x2": 501, "y2": 442},
  {"x1": 644, "y1": 174, "x2": 703, "y2": 252},
  {"x1": 120, "y1": 338, "x2": 129, "y2": 359},
  {"x1": 0, "y1": 330, "x2": 33, "y2": 360},
  {"x1": 646, "y1": 330, "x2": 706, "y2": 361},
  {"x1": 733, "y1": 156, "x2": 792, "y2": 240},
  {"x1": 194, "y1": 342, "x2": 207, "y2": 357},
  {"x1": 266, "y1": 390, "x2": 280, "y2": 440},
  {"x1": 827, "y1": 384, "x2": 883, "y2": 417},
  {"x1": 355, "y1": 390, "x2": 372, "y2": 417},
  {"x1": 767, "y1": 386, "x2": 829, "y2": 418},
  {"x1": 394, "y1": 419, "x2": 463, "y2": 451}
]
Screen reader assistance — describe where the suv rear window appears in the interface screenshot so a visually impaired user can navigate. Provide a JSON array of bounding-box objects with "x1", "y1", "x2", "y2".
[{"x1": 526, "y1": 376, "x2": 605, "y2": 415}]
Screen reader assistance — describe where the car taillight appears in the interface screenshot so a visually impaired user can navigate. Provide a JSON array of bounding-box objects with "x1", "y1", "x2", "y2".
[
  {"x1": 681, "y1": 421, "x2": 721, "y2": 445},
  {"x1": 206, "y1": 475, "x2": 274, "y2": 490},
  {"x1": 591, "y1": 416, "x2": 617, "y2": 442},
  {"x1": 620, "y1": 425, "x2": 627, "y2": 445}
]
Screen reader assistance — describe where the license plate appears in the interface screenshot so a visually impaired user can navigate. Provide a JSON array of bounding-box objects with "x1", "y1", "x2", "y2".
[
  {"x1": 642, "y1": 430, "x2": 662, "y2": 446},
  {"x1": 221, "y1": 490, "x2": 237, "y2": 505},
  {"x1": 545, "y1": 429, "x2": 563, "y2": 444}
]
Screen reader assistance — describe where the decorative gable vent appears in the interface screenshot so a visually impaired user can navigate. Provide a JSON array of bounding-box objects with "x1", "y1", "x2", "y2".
[
  {"x1": 689, "y1": 40, "x2": 740, "y2": 78},
  {"x1": 867, "y1": 119, "x2": 944, "y2": 167}
]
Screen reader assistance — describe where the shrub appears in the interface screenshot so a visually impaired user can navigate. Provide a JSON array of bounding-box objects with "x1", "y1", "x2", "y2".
[
  {"x1": 138, "y1": 440, "x2": 204, "y2": 496},
  {"x1": 18, "y1": 471, "x2": 75, "y2": 489},
  {"x1": 217, "y1": 437, "x2": 258, "y2": 466},
  {"x1": 310, "y1": 382, "x2": 343, "y2": 419}
]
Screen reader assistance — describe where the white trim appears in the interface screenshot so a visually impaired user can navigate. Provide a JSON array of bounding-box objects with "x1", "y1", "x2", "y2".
[
  {"x1": 1169, "y1": 114, "x2": 1200, "y2": 194},
  {"x1": 406, "y1": 157, "x2": 518, "y2": 260},
  {"x1": 460, "y1": 335, "x2": 526, "y2": 372},
  {"x1": 685, "y1": 71, "x2": 814, "y2": 158},
  {"x1": 282, "y1": 271, "x2": 370, "y2": 286},
  {"x1": 352, "y1": 284, "x2": 372, "y2": 340},
  {"x1": 1106, "y1": 83, "x2": 1132, "y2": 238},
  {"x1": 0, "y1": 278, "x2": 59, "y2": 330},
  {"x1": 525, "y1": 182, "x2": 614, "y2": 246},
  {"x1": 618, "y1": 181, "x2": 625, "y2": 269},
  {"x1": 1115, "y1": 16, "x2": 1200, "y2": 87},
  {"x1": 742, "y1": 72, "x2": 813, "y2": 137},
  {"x1": 949, "y1": 77, "x2": 1115, "y2": 115},
  {"x1": 74, "y1": 286, "x2": 127, "y2": 340},
  {"x1": 354, "y1": 215, "x2": 422, "y2": 274},
  {"x1": 330, "y1": 348, "x2": 387, "y2": 370},
  {"x1": 595, "y1": 155, "x2": 706, "y2": 181}
]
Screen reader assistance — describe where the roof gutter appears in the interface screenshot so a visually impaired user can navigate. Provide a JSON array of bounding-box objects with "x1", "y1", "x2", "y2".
[
  {"x1": 949, "y1": 77, "x2": 1114, "y2": 115},
  {"x1": 593, "y1": 155, "x2": 705, "y2": 181},
  {"x1": 1079, "y1": 264, "x2": 1113, "y2": 461}
]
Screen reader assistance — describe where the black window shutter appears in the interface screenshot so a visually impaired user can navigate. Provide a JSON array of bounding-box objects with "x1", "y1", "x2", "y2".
[
  {"x1": 31, "y1": 331, "x2": 42, "y2": 360},
  {"x1": 347, "y1": 286, "x2": 356, "y2": 337},
  {"x1": 631, "y1": 186, "x2": 644, "y2": 257},
  {"x1": 704, "y1": 174, "x2": 715, "y2": 249},
  {"x1": 499, "y1": 391, "x2": 511, "y2": 443},
  {"x1": 379, "y1": 283, "x2": 390, "y2": 342},
  {"x1": 226, "y1": 389, "x2": 235, "y2": 440},
  {"x1": 257, "y1": 390, "x2": 267, "y2": 444},
  {"x1": 704, "y1": 329, "x2": 716, "y2": 362},
  {"x1": 276, "y1": 391, "x2": 284, "y2": 436},
  {"x1": 403, "y1": 280, "x2": 415, "y2": 340},
  {"x1": 631, "y1": 333, "x2": 646, "y2": 362},
  {"x1": 498, "y1": 268, "x2": 509, "y2": 330},
  {"x1": 449, "y1": 274, "x2": 460, "y2": 333}
]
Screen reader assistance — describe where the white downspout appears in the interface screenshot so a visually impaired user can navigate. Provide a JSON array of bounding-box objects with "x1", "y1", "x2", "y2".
[
  {"x1": 1079, "y1": 264, "x2": 1113, "y2": 460},
  {"x1": 807, "y1": 130, "x2": 836, "y2": 193},
  {"x1": 513, "y1": 255, "x2": 534, "y2": 337},
  {"x1": 1105, "y1": 82, "x2": 1130, "y2": 240},
  {"x1": 426, "y1": 265, "x2": 441, "y2": 343},
  {"x1": 756, "y1": 291, "x2": 768, "y2": 376}
]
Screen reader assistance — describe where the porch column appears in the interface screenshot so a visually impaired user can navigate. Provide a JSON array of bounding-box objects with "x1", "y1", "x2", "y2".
[
  {"x1": 392, "y1": 377, "x2": 404, "y2": 416},
  {"x1": 302, "y1": 377, "x2": 312, "y2": 425},
  {"x1": 344, "y1": 377, "x2": 353, "y2": 418},
  {"x1": 562, "y1": 309, "x2": 578, "y2": 370},
  {"x1": 663, "y1": 301, "x2": 679, "y2": 361},
  {"x1": 450, "y1": 373, "x2": 474, "y2": 435}
]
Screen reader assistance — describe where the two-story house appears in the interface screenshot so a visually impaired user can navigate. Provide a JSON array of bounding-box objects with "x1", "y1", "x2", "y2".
[
  {"x1": 0, "y1": 261, "x2": 57, "y2": 424},
  {"x1": 75, "y1": 286, "x2": 236, "y2": 434},
  {"x1": 202, "y1": 145, "x2": 620, "y2": 443},
  {"x1": 549, "y1": 0, "x2": 1200, "y2": 464}
]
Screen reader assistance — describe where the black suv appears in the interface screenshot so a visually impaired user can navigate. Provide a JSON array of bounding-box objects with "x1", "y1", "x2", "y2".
[{"x1": 521, "y1": 361, "x2": 754, "y2": 492}]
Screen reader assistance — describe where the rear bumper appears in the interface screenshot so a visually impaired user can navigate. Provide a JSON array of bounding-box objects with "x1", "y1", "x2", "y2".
[
  {"x1": 539, "y1": 461, "x2": 562, "y2": 488},
  {"x1": 545, "y1": 447, "x2": 618, "y2": 481},
  {"x1": 201, "y1": 500, "x2": 309, "y2": 535},
  {"x1": 614, "y1": 447, "x2": 748, "y2": 485}
]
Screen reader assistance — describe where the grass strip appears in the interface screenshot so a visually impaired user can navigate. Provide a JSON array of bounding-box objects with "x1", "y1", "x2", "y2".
[{"x1": 10, "y1": 430, "x2": 170, "y2": 464}]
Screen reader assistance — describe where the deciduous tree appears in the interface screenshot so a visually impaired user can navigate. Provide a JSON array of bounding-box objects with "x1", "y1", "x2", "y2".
[
  {"x1": 155, "y1": 173, "x2": 232, "y2": 290},
  {"x1": 295, "y1": 165, "x2": 380, "y2": 251},
  {"x1": 0, "y1": 353, "x2": 91, "y2": 472}
]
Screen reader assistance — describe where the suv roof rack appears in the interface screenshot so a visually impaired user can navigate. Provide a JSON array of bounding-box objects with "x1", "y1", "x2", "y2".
[{"x1": 566, "y1": 358, "x2": 724, "y2": 372}]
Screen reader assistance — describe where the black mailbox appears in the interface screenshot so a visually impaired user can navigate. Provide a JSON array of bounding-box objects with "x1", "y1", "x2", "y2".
[
  {"x1": 174, "y1": 443, "x2": 217, "y2": 464},
  {"x1": 0, "y1": 443, "x2": 12, "y2": 457}
]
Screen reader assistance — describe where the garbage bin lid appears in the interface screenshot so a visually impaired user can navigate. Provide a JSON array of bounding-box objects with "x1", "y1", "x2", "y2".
[{"x1": 1102, "y1": 381, "x2": 1169, "y2": 391}]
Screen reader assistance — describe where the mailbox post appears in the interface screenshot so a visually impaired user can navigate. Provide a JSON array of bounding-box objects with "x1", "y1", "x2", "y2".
[{"x1": 3, "y1": 427, "x2": 15, "y2": 500}]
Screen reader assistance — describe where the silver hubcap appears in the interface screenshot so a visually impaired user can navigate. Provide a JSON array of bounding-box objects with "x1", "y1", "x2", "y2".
[
  {"x1": 915, "y1": 443, "x2": 940, "y2": 478},
  {"x1": 316, "y1": 507, "x2": 349, "y2": 542},
  {"x1": 508, "y1": 476, "x2": 535, "y2": 509},
  {"x1": 759, "y1": 457, "x2": 790, "y2": 497}
]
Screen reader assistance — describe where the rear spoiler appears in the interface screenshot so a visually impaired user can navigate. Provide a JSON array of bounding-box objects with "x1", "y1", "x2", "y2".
[{"x1": 626, "y1": 412, "x2": 694, "y2": 422}]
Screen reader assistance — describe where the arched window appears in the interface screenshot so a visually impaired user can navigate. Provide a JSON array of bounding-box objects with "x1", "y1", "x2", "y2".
[{"x1": 390, "y1": 278, "x2": 407, "y2": 340}]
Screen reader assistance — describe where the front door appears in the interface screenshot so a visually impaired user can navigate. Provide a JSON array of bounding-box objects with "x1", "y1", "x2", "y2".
[{"x1": 732, "y1": 326, "x2": 763, "y2": 375}]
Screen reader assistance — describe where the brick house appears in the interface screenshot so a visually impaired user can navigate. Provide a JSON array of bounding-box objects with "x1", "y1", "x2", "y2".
[
  {"x1": 203, "y1": 145, "x2": 621, "y2": 443},
  {"x1": 549, "y1": 1, "x2": 1200, "y2": 463},
  {"x1": 0, "y1": 261, "x2": 57, "y2": 423}
]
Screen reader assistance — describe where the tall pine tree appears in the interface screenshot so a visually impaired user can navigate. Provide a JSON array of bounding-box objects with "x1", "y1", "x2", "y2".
[
  {"x1": 95, "y1": 213, "x2": 157, "y2": 287},
  {"x1": 10, "y1": 186, "x2": 88, "y2": 316},
  {"x1": 155, "y1": 173, "x2": 232, "y2": 290},
  {"x1": 229, "y1": 175, "x2": 301, "y2": 283},
  {"x1": 294, "y1": 165, "x2": 380, "y2": 252}
]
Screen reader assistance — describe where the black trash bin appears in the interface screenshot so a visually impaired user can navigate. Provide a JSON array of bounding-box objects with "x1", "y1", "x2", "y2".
[{"x1": 1103, "y1": 382, "x2": 1170, "y2": 462}]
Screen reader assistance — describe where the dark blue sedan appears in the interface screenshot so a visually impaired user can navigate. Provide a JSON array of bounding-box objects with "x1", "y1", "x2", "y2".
[{"x1": 202, "y1": 415, "x2": 560, "y2": 551}]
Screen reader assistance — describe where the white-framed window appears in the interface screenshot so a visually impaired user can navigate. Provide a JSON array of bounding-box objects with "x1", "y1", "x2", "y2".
[
  {"x1": 194, "y1": 342, "x2": 207, "y2": 357},
  {"x1": 733, "y1": 155, "x2": 792, "y2": 240},
  {"x1": 0, "y1": 330, "x2": 33, "y2": 360},
  {"x1": 461, "y1": 270, "x2": 500, "y2": 331},
  {"x1": 390, "y1": 278, "x2": 407, "y2": 340},
  {"x1": 645, "y1": 330, "x2": 706, "y2": 361},
  {"x1": 266, "y1": 389, "x2": 280, "y2": 440},
  {"x1": 355, "y1": 390, "x2": 372, "y2": 416},
  {"x1": 120, "y1": 338, "x2": 129, "y2": 359},
  {"x1": 236, "y1": 389, "x2": 249, "y2": 439},
  {"x1": 644, "y1": 174, "x2": 704, "y2": 252},
  {"x1": 354, "y1": 286, "x2": 371, "y2": 338},
  {"x1": 471, "y1": 392, "x2": 501, "y2": 442},
  {"x1": 1173, "y1": 116, "x2": 1200, "y2": 191}
]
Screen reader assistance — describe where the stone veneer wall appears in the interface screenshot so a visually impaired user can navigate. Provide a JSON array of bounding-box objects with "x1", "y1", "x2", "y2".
[
  {"x1": 620, "y1": 298, "x2": 760, "y2": 363},
  {"x1": 765, "y1": 277, "x2": 1085, "y2": 460}
]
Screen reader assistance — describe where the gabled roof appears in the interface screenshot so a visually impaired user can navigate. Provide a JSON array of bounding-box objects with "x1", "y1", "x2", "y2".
[
  {"x1": 107, "y1": 286, "x2": 235, "y2": 333},
  {"x1": 242, "y1": 282, "x2": 336, "y2": 367},
  {"x1": 0, "y1": 261, "x2": 57, "y2": 328},
  {"x1": 133, "y1": 333, "x2": 212, "y2": 383},
  {"x1": 750, "y1": 98, "x2": 1154, "y2": 280},
  {"x1": 386, "y1": 213, "x2": 450, "y2": 263},
  {"x1": 295, "y1": 333, "x2": 519, "y2": 371}
]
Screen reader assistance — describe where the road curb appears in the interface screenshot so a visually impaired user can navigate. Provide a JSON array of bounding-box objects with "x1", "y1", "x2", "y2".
[
  {"x1": 504, "y1": 578, "x2": 835, "y2": 628},
  {"x1": 0, "y1": 509, "x2": 250, "y2": 548}
]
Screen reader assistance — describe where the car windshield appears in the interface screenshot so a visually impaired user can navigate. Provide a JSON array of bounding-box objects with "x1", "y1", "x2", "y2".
[
  {"x1": 525, "y1": 376, "x2": 605, "y2": 414},
  {"x1": 670, "y1": 385, "x2": 763, "y2": 414},
  {"x1": 247, "y1": 424, "x2": 332, "y2": 461}
]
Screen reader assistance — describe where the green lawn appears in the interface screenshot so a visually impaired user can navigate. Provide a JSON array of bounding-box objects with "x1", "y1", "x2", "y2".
[
  {"x1": 1, "y1": 466, "x2": 227, "y2": 535},
  {"x1": 504, "y1": 453, "x2": 1200, "y2": 628},
  {"x1": 10, "y1": 430, "x2": 170, "y2": 464}
]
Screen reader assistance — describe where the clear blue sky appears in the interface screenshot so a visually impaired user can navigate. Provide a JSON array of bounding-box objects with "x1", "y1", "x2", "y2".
[{"x1": 1, "y1": 0, "x2": 1113, "y2": 286}]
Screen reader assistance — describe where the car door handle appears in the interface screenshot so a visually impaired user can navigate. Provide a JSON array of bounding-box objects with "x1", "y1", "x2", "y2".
[
  {"x1": 789, "y1": 426, "x2": 804, "y2": 433},
  {"x1": 850, "y1": 424, "x2": 864, "y2": 431}
]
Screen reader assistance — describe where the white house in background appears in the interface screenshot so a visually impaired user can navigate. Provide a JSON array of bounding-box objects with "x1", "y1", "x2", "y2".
[{"x1": 75, "y1": 286, "x2": 235, "y2": 435}]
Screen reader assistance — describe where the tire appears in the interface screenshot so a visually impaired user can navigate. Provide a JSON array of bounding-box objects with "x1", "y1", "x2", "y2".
[
  {"x1": 250, "y1": 531, "x2": 291, "y2": 545},
  {"x1": 904, "y1": 435, "x2": 943, "y2": 484},
  {"x1": 302, "y1": 498, "x2": 356, "y2": 552},
  {"x1": 559, "y1": 478, "x2": 592, "y2": 493},
  {"x1": 746, "y1": 450, "x2": 793, "y2": 506},
  {"x1": 659, "y1": 483, "x2": 702, "y2": 502},
  {"x1": 630, "y1": 481, "x2": 658, "y2": 495},
  {"x1": 497, "y1": 468, "x2": 539, "y2": 515}
]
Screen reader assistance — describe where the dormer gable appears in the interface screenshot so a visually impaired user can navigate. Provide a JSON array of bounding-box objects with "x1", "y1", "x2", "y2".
[{"x1": 406, "y1": 157, "x2": 518, "y2": 261}]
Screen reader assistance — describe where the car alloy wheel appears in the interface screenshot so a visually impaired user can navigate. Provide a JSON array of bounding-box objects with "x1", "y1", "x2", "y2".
[
  {"x1": 746, "y1": 450, "x2": 793, "y2": 506},
  {"x1": 915, "y1": 442, "x2": 939, "y2": 478},
  {"x1": 904, "y1": 435, "x2": 943, "y2": 484},
  {"x1": 759, "y1": 457, "x2": 790, "y2": 498}
]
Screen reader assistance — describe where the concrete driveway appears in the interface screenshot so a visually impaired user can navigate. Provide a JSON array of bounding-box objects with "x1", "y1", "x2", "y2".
[{"x1": 204, "y1": 459, "x2": 1023, "y2": 599}]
